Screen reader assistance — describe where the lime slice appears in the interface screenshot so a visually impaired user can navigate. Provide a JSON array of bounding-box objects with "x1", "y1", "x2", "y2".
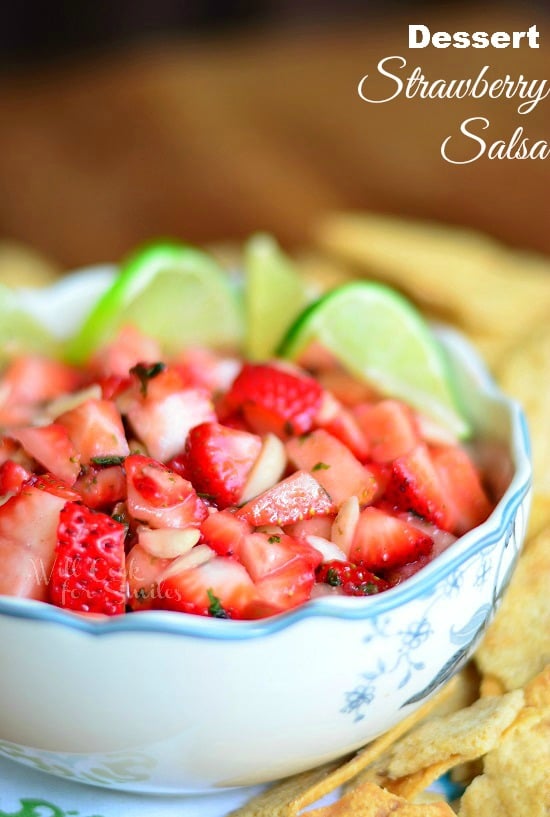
[
  {"x1": 0, "y1": 283, "x2": 61, "y2": 362},
  {"x1": 244, "y1": 234, "x2": 309, "y2": 360},
  {"x1": 279, "y1": 282, "x2": 471, "y2": 439},
  {"x1": 67, "y1": 242, "x2": 244, "y2": 364}
]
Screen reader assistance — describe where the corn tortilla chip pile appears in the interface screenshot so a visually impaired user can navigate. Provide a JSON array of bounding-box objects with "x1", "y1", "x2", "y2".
[{"x1": 228, "y1": 212, "x2": 550, "y2": 816}]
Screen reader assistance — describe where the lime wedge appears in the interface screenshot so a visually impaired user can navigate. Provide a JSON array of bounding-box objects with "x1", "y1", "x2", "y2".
[
  {"x1": 244, "y1": 234, "x2": 309, "y2": 360},
  {"x1": 0, "y1": 283, "x2": 61, "y2": 362},
  {"x1": 67, "y1": 242, "x2": 244, "y2": 364},
  {"x1": 279, "y1": 282, "x2": 471, "y2": 439}
]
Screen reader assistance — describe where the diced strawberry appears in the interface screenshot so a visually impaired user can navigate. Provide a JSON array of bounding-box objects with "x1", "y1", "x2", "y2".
[
  {"x1": 0, "y1": 487, "x2": 67, "y2": 600},
  {"x1": 285, "y1": 516, "x2": 334, "y2": 541},
  {"x1": 0, "y1": 459, "x2": 31, "y2": 496},
  {"x1": 225, "y1": 363, "x2": 323, "y2": 437},
  {"x1": 239, "y1": 532, "x2": 322, "y2": 582},
  {"x1": 350, "y1": 506, "x2": 433, "y2": 571},
  {"x1": 157, "y1": 556, "x2": 258, "y2": 619},
  {"x1": 380, "y1": 554, "x2": 433, "y2": 587},
  {"x1": 56, "y1": 399, "x2": 129, "y2": 464},
  {"x1": 126, "y1": 543, "x2": 173, "y2": 611},
  {"x1": 316, "y1": 560, "x2": 389, "y2": 595},
  {"x1": 316, "y1": 368, "x2": 378, "y2": 407},
  {"x1": 26, "y1": 472, "x2": 81, "y2": 501},
  {"x1": 237, "y1": 470, "x2": 335, "y2": 527},
  {"x1": 91, "y1": 325, "x2": 163, "y2": 379},
  {"x1": 184, "y1": 422, "x2": 262, "y2": 508},
  {"x1": 8, "y1": 424, "x2": 81, "y2": 486},
  {"x1": 254, "y1": 556, "x2": 316, "y2": 610},
  {"x1": 240, "y1": 598, "x2": 285, "y2": 619},
  {"x1": 73, "y1": 465, "x2": 127, "y2": 510},
  {"x1": 121, "y1": 367, "x2": 216, "y2": 462},
  {"x1": 125, "y1": 454, "x2": 208, "y2": 529},
  {"x1": 200, "y1": 510, "x2": 252, "y2": 557},
  {"x1": 164, "y1": 453, "x2": 190, "y2": 481},
  {"x1": 319, "y1": 406, "x2": 370, "y2": 462},
  {"x1": 173, "y1": 347, "x2": 241, "y2": 393},
  {"x1": 430, "y1": 445, "x2": 492, "y2": 535},
  {"x1": 354, "y1": 399, "x2": 419, "y2": 463},
  {"x1": 99, "y1": 374, "x2": 133, "y2": 401},
  {"x1": 0, "y1": 355, "x2": 82, "y2": 408},
  {"x1": 385, "y1": 443, "x2": 450, "y2": 529},
  {"x1": 48, "y1": 502, "x2": 127, "y2": 615},
  {"x1": 286, "y1": 429, "x2": 377, "y2": 507}
]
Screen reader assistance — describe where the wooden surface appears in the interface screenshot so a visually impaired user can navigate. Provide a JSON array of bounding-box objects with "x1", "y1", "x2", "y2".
[{"x1": 0, "y1": 3, "x2": 548, "y2": 268}]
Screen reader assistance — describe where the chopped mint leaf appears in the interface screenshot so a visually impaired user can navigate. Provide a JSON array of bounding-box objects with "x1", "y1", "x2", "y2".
[
  {"x1": 130, "y1": 361, "x2": 167, "y2": 396},
  {"x1": 312, "y1": 461, "x2": 330, "y2": 472},
  {"x1": 207, "y1": 589, "x2": 229, "y2": 618},
  {"x1": 268, "y1": 535, "x2": 281, "y2": 544},
  {"x1": 91, "y1": 455, "x2": 125, "y2": 466}
]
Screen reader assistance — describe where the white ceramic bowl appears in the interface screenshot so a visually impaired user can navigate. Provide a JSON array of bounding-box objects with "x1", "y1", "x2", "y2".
[{"x1": 0, "y1": 271, "x2": 532, "y2": 794}]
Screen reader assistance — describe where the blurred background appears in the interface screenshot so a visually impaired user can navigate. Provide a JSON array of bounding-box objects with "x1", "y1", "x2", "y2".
[{"x1": 0, "y1": 0, "x2": 548, "y2": 269}]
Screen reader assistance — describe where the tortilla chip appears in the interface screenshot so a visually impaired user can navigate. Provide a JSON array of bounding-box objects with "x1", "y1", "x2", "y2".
[
  {"x1": 479, "y1": 674, "x2": 506, "y2": 698},
  {"x1": 227, "y1": 760, "x2": 343, "y2": 817},
  {"x1": 386, "y1": 690, "x2": 524, "y2": 779},
  {"x1": 458, "y1": 707, "x2": 550, "y2": 816},
  {"x1": 524, "y1": 664, "x2": 550, "y2": 708},
  {"x1": 314, "y1": 213, "x2": 550, "y2": 343},
  {"x1": 475, "y1": 527, "x2": 550, "y2": 689},
  {"x1": 295, "y1": 250, "x2": 356, "y2": 296},
  {"x1": 303, "y1": 781, "x2": 455, "y2": 816},
  {"x1": 0, "y1": 241, "x2": 61, "y2": 288},
  {"x1": 230, "y1": 677, "x2": 458, "y2": 816},
  {"x1": 496, "y1": 324, "x2": 550, "y2": 538},
  {"x1": 382, "y1": 758, "x2": 458, "y2": 800}
]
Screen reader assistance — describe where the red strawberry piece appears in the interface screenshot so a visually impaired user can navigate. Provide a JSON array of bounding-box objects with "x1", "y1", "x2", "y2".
[
  {"x1": 48, "y1": 502, "x2": 127, "y2": 615},
  {"x1": 99, "y1": 374, "x2": 133, "y2": 401},
  {"x1": 316, "y1": 559, "x2": 390, "y2": 596},
  {"x1": 285, "y1": 515, "x2": 334, "y2": 541},
  {"x1": 121, "y1": 366, "x2": 217, "y2": 463},
  {"x1": 56, "y1": 398, "x2": 129, "y2": 465},
  {"x1": 26, "y1": 472, "x2": 81, "y2": 501},
  {"x1": 0, "y1": 486, "x2": 68, "y2": 600},
  {"x1": 239, "y1": 532, "x2": 322, "y2": 582},
  {"x1": 73, "y1": 464, "x2": 127, "y2": 511},
  {"x1": 126, "y1": 543, "x2": 173, "y2": 611},
  {"x1": 91, "y1": 325, "x2": 162, "y2": 379},
  {"x1": 8, "y1": 424, "x2": 81, "y2": 486},
  {"x1": 200, "y1": 510, "x2": 252, "y2": 557},
  {"x1": 286, "y1": 429, "x2": 378, "y2": 507},
  {"x1": 350, "y1": 506, "x2": 433, "y2": 571},
  {"x1": 184, "y1": 422, "x2": 262, "y2": 509},
  {"x1": 0, "y1": 459, "x2": 31, "y2": 496},
  {"x1": 354, "y1": 399, "x2": 419, "y2": 463},
  {"x1": 254, "y1": 555, "x2": 316, "y2": 610},
  {"x1": 157, "y1": 555, "x2": 258, "y2": 619},
  {"x1": 125, "y1": 454, "x2": 208, "y2": 529},
  {"x1": 225, "y1": 364, "x2": 323, "y2": 437},
  {"x1": 430, "y1": 445, "x2": 492, "y2": 535},
  {"x1": 237, "y1": 470, "x2": 335, "y2": 527},
  {"x1": 0, "y1": 355, "x2": 82, "y2": 409},
  {"x1": 384, "y1": 443, "x2": 450, "y2": 529}
]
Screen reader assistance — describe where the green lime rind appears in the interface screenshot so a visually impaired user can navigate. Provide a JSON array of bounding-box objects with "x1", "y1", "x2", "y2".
[
  {"x1": 0, "y1": 283, "x2": 61, "y2": 363},
  {"x1": 66, "y1": 241, "x2": 244, "y2": 364},
  {"x1": 278, "y1": 281, "x2": 472, "y2": 439},
  {"x1": 244, "y1": 233, "x2": 309, "y2": 361}
]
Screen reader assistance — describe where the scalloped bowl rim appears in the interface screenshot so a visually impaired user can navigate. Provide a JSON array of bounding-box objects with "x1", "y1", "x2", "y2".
[{"x1": 0, "y1": 267, "x2": 532, "y2": 640}]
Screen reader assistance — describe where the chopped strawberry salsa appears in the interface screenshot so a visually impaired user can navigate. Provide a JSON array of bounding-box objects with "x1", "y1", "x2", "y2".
[{"x1": 0, "y1": 329, "x2": 494, "y2": 619}]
